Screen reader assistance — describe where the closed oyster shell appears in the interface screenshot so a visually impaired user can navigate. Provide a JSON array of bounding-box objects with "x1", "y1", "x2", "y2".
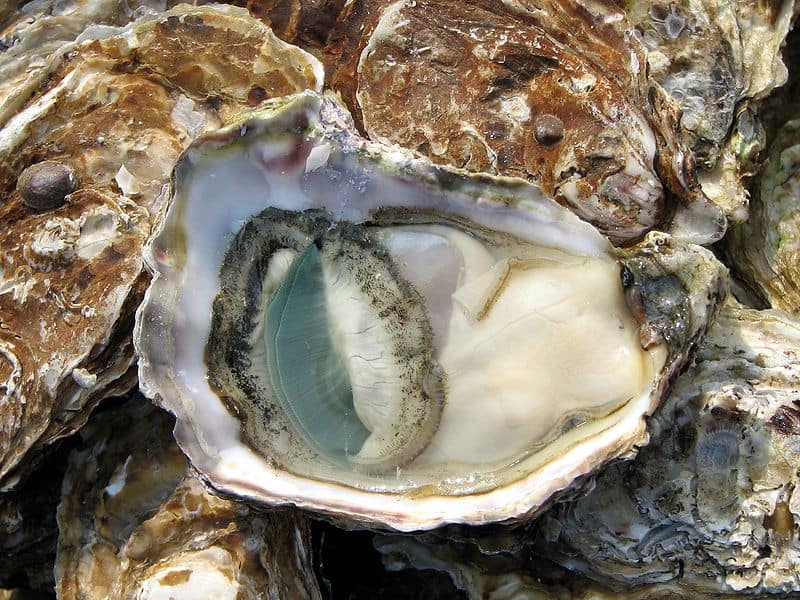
[
  {"x1": 312, "y1": 0, "x2": 725, "y2": 245},
  {"x1": 56, "y1": 393, "x2": 322, "y2": 600},
  {"x1": 371, "y1": 531, "x2": 759, "y2": 599},
  {"x1": 530, "y1": 304, "x2": 800, "y2": 594},
  {"x1": 1, "y1": 2, "x2": 740, "y2": 249},
  {"x1": 727, "y1": 117, "x2": 800, "y2": 313},
  {"x1": 135, "y1": 90, "x2": 727, "y2": 531},
  {"x1": 623, "y1": 0, "x2": 796, "y2": 222},
  {"x1": 0, "y1": 4, "x2": 322, "y2": 487}
]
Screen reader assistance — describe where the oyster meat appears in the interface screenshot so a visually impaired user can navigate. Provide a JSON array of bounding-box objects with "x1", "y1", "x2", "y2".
[
  {"x1": 136, "y1": 90, "x2": 726, "y2": 530},
  {"x1": 2, "y1": 0, "x2": 795, "y2": 595}
]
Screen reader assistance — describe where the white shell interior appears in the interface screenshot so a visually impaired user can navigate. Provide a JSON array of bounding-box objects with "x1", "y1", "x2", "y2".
[{"x1": 139, "y1": 94, "x2": 668, "y2": 529}]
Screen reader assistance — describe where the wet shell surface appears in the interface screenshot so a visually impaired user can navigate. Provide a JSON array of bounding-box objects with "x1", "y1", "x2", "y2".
[
  {"x1": 135, "y1": 90, "x2": 727, "y2": 531},
  {"x1": 530, "y1": 304, "x2": 800, "y2": 594},
  {"x1": 2, "y1": 0, "x2": 799, "y2": 595},
  {"x1": 728, "y1": 116, "x2": 800, "y2": 313},
  {"x1": 623, "y1": 0, "x2": 795, "y2": 222},
  {"x1": 55, "y1": 393, "x2": 322, "y2": 600},
  {"x1": 0, "y1": 4, "x2": 322, "y2": 488},
  {"x1": 314, "y1": 0, "x2": 728, "y2": 246}
]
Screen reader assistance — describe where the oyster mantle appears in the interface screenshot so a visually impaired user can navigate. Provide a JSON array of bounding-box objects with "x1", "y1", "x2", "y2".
[{"x1": 135, "y1": 91, "x2": 727, "y2": 530}]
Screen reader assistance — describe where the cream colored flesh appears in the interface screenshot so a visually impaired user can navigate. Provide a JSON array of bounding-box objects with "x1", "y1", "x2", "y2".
[{"x1": 378, "y1": 225, "x2": 651, "y2": 467}]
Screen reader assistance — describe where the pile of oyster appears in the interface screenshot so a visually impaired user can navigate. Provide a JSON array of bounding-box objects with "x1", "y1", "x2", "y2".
[{"x1": 2, "y1": 1, "x2": 800, "y2": 597}]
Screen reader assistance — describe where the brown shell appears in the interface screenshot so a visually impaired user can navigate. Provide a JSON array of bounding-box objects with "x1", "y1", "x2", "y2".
[
  {"x1": 0, "y1": 5, "x2": 322, "y2": 487},
  {"x1": 56, "y1": 394, "x2": 322, "y2": 599}
]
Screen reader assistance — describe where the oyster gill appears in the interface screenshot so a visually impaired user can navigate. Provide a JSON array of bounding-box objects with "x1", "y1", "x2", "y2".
[{"x1": 135, "y1": 91, "x2": 727, "y2": 530}]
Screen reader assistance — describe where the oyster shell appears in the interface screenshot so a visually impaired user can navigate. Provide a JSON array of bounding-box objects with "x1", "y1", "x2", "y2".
[
  {"x1": 312, "y1": 0, "x2": 726, "y2": 245},
  {"x1": 136, "y1": 90, "x2": 727, "y2": 530},
  {"x1": 529, "y1": 304, "x2": 800, "y2": 594},
  {"x1": 0, "y1": 444, "x2": 67, "y2": 592},
  {"x1": 727, "y1": 116, "x2": 800, "y2": 313},
  {"x1": 56, "y1": 393, "x2": 322, "y2": 599},
  {"x1": 371, "y1": 530, "x2": 759, "y2": 599},
  {"x1": 622, "y1": 0, "x2": 796, "y2": 222},
  {"x1": 0, "y1": 4, "x2": 322, "y2": 487}
]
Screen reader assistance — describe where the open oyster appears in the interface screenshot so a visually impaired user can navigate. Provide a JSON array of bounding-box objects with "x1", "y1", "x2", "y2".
[{"x1": 136, "y1": 90, "x2": 727, "y2": 530}]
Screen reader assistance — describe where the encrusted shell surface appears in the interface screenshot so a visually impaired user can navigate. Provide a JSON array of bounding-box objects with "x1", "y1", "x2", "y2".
[
  {"x1": 310, "y1": 0, "x2": 726, "y2": 246},
  {"x1": 727, "y1": 117, "x2": 800, "y2": 313},
  {"x1": 0, "y1": 4, "x2": 322, "y2": 487},
  {"x1": 370, "y1": 531, "x2": 761, "y2": 599},
  {"x1": 135, "y1": 90, "x2": 727, "y2": 531},
  {"x1": 55, "y1": 393, "x2": 322, "y2": 600},
  {"x1": 623, "y1": 0, "x2": 795, "y2": 223},
  {"x1": 529, "y1": 304, "x2": 800, "y2": 594},
  {"x1": 1, "y1": 1, "x2": 798, "y2": 595}
]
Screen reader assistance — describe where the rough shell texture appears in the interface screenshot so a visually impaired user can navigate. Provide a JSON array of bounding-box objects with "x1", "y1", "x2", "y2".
[
  {"x1": 0, "y1": 0, "x2": 796, "y2": 596},
  {"x1": 56, "y1": 394, "x2": 322, "y2": 600},
  {"x1": 371, "y1": 531, "x2": 758, "y2": 599},
  {"x1": 530, "y1": 305, "x2": 800, "y2": 594},
  {"x1": 0, "y1": 0, "x2": 300, "y2": 117},
  {"x1": 4, "y1": 0, "x2": 754, "y2": 246},
  {"x1": 0, "y1": 4, "x2": 322, "y2": 487},
  {"x1": 623, "y1": 0, "x2": 795, "y2": 222},
  {"x1": 727, "y1": 117, "x2": 800, "y2": 313},
  {"x1": 311, "y1": 0, "x2": 726, "y2": 246},
  {"x1": 135, "y1": 90, "x2": 728, "y2": 531}
]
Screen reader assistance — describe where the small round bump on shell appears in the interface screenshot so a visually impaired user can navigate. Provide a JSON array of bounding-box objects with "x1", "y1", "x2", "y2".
[
  {"x1": 16, "y1": 161, "x2": 78, "y2": 212},
  {"x1": 533, "y1": 114, "x2": 565, "y2": 145}
]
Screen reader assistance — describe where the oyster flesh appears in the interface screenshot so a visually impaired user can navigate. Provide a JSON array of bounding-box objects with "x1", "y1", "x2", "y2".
[{"x1": 136, "y1": 90, "x2": 727, "y2": 531}]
